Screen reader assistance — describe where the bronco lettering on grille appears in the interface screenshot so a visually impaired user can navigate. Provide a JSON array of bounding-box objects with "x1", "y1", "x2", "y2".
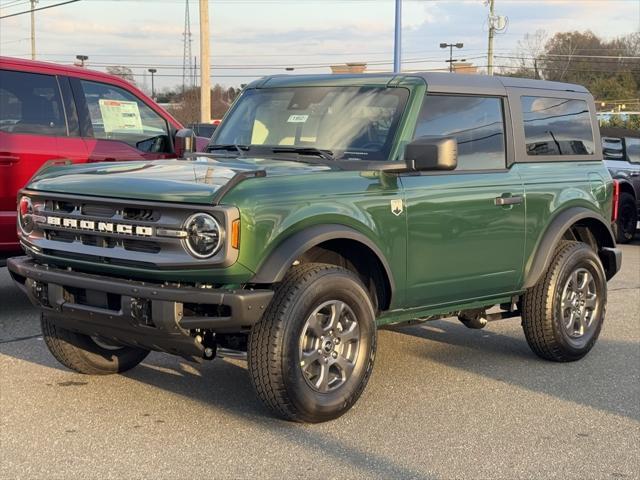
[{"x1": 44, "y1": 216, "x2": 153, "y2": 237}]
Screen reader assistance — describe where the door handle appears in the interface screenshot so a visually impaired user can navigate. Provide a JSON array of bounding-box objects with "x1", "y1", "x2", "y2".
[
  {"x1": 0, "y1": 154, "x2": 20, "y2": 165},
  {"x1": 494, "y1": 195, "x2": 523, "y2": 206}
]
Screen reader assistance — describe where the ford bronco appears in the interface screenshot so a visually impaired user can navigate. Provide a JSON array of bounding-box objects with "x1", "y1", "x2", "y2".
[{"x1": 8, "y1": 73, "x2": 622, "y2": 423}]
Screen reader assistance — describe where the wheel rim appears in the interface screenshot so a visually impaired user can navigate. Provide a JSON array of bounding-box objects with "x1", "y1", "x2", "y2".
[
  {"x1": 299, "y1": 300, "x2": 360, "y2": 393},
  {"x1": 560, "y1": 267, "x2": 600, "y2": 339}
]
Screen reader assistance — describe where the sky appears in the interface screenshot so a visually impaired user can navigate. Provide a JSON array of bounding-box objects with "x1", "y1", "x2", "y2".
[{"x1": 0, "y1": 0, "x2": 639, "y2": 92}]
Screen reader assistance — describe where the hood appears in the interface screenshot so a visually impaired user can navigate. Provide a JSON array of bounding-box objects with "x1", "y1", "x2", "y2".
[{"x1": 28, "y1": 156, "x2": 331, "y2": 205}]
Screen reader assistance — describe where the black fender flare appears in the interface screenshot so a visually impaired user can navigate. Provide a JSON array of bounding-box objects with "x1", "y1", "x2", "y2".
[
  {"x1": 523, "y1": 207, "x2": 617, "y2": 289},
  {"x1": 249, "y1": 224, "x2": 395, "y2": 294}
]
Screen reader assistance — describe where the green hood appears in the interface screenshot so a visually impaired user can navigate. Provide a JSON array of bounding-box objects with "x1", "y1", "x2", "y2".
[{"x1": 28, "y1": 157, "x2": 330, "y2": 204}]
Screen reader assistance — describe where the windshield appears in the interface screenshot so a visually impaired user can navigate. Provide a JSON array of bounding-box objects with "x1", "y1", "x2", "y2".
[{"x1": 213, "y1": 86, "x2": 409, "y2": 161}]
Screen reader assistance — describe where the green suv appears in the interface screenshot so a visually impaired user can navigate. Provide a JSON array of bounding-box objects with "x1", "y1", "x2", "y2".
[{"x1": 8, "y1": 73, "x2": 622, "y2": 423}]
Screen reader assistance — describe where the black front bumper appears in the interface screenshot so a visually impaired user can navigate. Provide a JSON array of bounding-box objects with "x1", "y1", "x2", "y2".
[{"x1": 8, "y1": 256, "x2": 274, "y2": 360}]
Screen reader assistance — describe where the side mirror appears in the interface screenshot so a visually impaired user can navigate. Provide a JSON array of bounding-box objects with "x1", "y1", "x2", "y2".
[
  {"x1": 405, "y1": 137, "x2": 457, "y2": 171},
  {"x1": 174, "y1": 128, "x2": 196, "y2": 157}
]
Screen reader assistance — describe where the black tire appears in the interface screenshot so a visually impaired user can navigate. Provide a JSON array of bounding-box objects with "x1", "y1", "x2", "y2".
[
  {"x1": 248, "y1": 263, "x2": 377, "y2": 423},
  {"x1": 41, "y1": 314, "x2": 149, "y2": 375},
  {"x1": 613, "y1": 192, "x2": 637, "y2": 244},
  {"x1": 521, "y1": 241, "x2": 607, "y2": 362}
]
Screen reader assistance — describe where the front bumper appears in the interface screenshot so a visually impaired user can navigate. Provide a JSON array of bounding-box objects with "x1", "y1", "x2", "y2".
[{"x1": 8, "y1": 256, "x2": 274, "y2": 360}]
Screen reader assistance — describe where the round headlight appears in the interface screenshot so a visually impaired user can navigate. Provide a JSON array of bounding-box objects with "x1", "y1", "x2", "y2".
[
  {"x1": 18, "y1": 196, "x2": 34, "y2": 234},
  {"x1": 183, "y1": 213, "x2": 223, "y2": 258}
]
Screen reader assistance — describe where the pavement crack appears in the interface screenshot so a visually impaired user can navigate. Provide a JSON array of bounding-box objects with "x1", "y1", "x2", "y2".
[{"x1": 0, "y1": 333, "x2": 42, "y2": 344}]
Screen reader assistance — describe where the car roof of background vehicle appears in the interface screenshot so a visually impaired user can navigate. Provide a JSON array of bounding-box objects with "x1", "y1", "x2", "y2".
[
  {"x1": 600, "y1": 127, "x2": 640, "y2": 139},
  {"x1": 0, "y1": 56, "x2": 183, "y2": 129},
  {"x1": 247, "y1": 72, "x2": 589, "y2": 97}
]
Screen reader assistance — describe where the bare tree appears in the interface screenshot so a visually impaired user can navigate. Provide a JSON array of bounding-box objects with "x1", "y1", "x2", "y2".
[{"x1": 106, "y1": 66, "x2": 137, "y2": 85}]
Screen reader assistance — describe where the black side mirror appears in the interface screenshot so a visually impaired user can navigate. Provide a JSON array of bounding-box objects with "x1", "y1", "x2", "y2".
[
  {"x1": 174, "y1": 128, "x2": 196, "y2": 157},
  {"x1": 405, "y1": 137, "x2": 457, "y2": 171}
]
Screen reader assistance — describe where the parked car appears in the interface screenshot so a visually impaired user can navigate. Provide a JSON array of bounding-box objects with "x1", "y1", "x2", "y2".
[
  {"x1": 601, "y1": 126, "x2": 640, "y2": 242},
  {"x1": 0, "y1": 56, "x2": 207, "y2": 256},
  {"x1": 8, "y1": 73, "x2": 621, "y2": 422},
  {"x1": 188, "y1": 119, "x2": 221, "y2": 139}
]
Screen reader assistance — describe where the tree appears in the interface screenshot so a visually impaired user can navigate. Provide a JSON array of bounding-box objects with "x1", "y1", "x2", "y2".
[
  {"x1": 106, "y1": 66, "x2": 136, "y2": 85},
  {"x1": 502, "y1": 30, "x2": 639, "y2": 106}
]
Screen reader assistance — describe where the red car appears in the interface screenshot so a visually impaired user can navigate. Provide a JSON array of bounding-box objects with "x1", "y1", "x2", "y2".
[{"x1": 0, "y1": 57, "x2": 204, "y2": 255}]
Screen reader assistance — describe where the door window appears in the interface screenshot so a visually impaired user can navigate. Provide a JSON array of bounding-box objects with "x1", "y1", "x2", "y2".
[
  {"x1": 0, "y1": 70, "x2": 66, "y2": 136},
  {"x1": 521, "y1": 96, "x2": 594, "y2": 156},
  {"x1": 413, "y1": 95, "x2": 506, "y2": 170},
  {"x1": 79, "y1": 80, "x2": 170, "y2": 153}
]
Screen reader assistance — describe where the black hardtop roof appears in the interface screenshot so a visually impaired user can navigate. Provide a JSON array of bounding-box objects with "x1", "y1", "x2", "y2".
[
  {"x1": 251, "y1": 71, "x2": 590, "y2": 97},
  {"x1": 416, "y1": 71, "x2": 589, "y2": 95}
]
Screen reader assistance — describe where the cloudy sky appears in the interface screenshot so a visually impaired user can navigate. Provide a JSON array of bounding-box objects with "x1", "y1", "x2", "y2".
[{"x1": 0, "y1": 0, "x2": 638, "y2": 91}]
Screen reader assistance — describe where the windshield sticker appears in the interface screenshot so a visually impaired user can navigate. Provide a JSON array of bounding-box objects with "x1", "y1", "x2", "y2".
[
  {"x1": 287, "y1": 114, "x2": 309, "y2": 123},
  {"x1": 99, "y1": 99, "x2": 143, "y2": 133}
]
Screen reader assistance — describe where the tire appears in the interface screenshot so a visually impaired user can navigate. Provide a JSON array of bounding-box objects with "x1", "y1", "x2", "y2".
[
  {"x1": 248, "y1": 263, "x2": 377, "y2": 423},
  {"x1": 41, "y1": 314, "x2": 150, "y2": 375},
  {"x1": 521, "y1": 241, "x2": 607, "y2": 362},
  {"x1": 613, "y1": 192, "x2": 637, "y2": 244}
]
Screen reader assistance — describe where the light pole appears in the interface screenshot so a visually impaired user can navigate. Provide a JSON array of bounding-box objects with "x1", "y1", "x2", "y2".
[
  {"x1": 393, "y1": 0, "x2": 402, "y2": 73},
  {"x1": 148, "y1": 68, "x2": 157, "y2": 99},
  {"x1": 440, "y1": 43, "x2": 463, "y2": 73},
  {"x1": 75, "y1": 55, "x2": 88, "y2": 67}
]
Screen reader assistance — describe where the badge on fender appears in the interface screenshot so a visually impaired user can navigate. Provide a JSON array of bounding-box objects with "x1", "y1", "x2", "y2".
[{"x1": 390, "y1": 199, "x2": 403, "y2": 216}]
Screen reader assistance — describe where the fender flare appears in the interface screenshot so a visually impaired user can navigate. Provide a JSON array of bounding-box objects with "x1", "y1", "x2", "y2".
[
  {"x1": 249, "y1": 224, "x2": 395, "y2": 294},
  {"x1": 523, "y1": 207, "x2": 616, "y2": 289}
]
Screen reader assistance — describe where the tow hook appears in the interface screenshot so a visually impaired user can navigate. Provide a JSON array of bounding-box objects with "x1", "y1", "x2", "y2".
[{"x1": 194, "y1": 331, "x2": 217, "y2": 360}]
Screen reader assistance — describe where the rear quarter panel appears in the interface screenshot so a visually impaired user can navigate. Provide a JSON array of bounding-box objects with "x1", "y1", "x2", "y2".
[{"x1": 516, "y1": 161, "x2": 613, "y2": 285}]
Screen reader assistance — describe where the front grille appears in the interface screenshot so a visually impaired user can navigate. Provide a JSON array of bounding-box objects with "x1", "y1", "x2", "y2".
[{"x1": 21, "y1": 191, "x2": 237, "y2": 270}]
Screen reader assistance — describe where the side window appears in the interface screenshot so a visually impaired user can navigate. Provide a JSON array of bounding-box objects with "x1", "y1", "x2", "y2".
[
  {"x1": 625, "y1": 137, "x2": 639, "y2": 163},
  {"x1": 521, "y1": 96, "x2": 594, "y2": 156},
  {"x1": 0, "y1": 70, "x2": 66, "y2": 136},
  {"x1": 413, "y1": 95, "x2": 506, "y2": 170},
  {"x1": 79, "y1": 80, "x2": 170, "y2": 153}
]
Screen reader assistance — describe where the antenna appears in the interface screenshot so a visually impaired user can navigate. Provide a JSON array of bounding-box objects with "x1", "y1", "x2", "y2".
[{"x1": 182, "y1": 0, "x2": 194, "y2": 93}]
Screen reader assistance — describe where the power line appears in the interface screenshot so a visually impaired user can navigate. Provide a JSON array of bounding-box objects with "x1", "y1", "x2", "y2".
[{"x1": 0, "y1": 0, "x2": 80, "y2": 19}]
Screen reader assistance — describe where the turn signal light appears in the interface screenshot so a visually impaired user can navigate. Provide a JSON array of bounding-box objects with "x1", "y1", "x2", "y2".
[{"x1": 231, "y1": 219, "x2": 240, "y2": 249}]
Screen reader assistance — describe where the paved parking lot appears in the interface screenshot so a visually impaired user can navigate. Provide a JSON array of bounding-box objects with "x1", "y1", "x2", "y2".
[{"x1": 1, "y1": 240, "x2": 639, "y2": 480}]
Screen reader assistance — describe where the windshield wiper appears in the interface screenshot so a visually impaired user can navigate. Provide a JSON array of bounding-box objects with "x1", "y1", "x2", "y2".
[
  {"x1": 271, "y1": 147, "x2": 334, "y2": 161},
  {"x1": 207, "y1": 144, "x2": 250, "y2": 157}
]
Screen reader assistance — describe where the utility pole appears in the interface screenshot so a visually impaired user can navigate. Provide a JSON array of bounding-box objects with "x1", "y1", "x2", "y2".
[
  {"x1": 199, "y1": 0, "x2": 211, "y2": 123},
  {"x1": 148, "y1": 68, "x2": 157, "y2": 99},
  {"x1": 487, "y1": 0, "x2": 495, "y2": 76},
  {"x1": 393, "y1": 0, "x2": 402, "y2": 73},
  {"x1": 30, "y1": 0, "x2": 37, "y2": 59}
]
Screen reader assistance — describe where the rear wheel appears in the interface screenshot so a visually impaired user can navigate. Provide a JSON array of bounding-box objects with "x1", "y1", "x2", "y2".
[
  {"x1": 521, "y1": 241, "x2": 607, "y2": 362},
  {"x1": 41, "y1": 314, "x2": 149, "y2": 375},
  {"x1": 613, "y1": 192, "x2": 637, "y2": 244},
  {"x1": 248, "y1": 263, "x2": 377, "y2": 423}
]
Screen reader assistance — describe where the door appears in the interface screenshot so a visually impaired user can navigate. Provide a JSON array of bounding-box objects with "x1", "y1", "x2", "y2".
[
  {"x1": 401, "y1": 94, "x2": 525, "y2": 308},
  {"x1": 71, "y1": 78, "x2": 175, "y2": 162},
  {"x1": 0, "y1": 69, "x2": 87, "y2": 252}
]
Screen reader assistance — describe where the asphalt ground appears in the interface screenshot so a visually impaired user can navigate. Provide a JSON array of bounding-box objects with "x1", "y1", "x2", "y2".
[{"x1": 1, "y1": 239, "x2": 638, "y2": 480}]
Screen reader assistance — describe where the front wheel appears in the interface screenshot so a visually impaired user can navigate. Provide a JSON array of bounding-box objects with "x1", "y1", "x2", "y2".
[
  {"x1": 248, "y1": 263, "x2": 377, "y2": 423},
  {"x1": 521, "y1": 241, "x2": 607, "y2": 362},
  {"x1": 41, "y1": 314, "x2": 150, "y2": 375}
]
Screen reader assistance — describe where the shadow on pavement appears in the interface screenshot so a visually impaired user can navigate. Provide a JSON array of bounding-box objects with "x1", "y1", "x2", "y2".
[{"x1": 388, "y1": 320, "x2": 640, "y2": 422}]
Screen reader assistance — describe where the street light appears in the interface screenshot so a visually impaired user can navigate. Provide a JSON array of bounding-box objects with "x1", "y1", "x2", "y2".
[
  {"x1": 148, "y1": 68, "x2": 157, "y2": 99},
  {"x1": 75, "y1": 54, "x2": 88, "y2": 67},
  {"x1": 440, "y1": 42, "x2": 464, "y2": 73}
]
